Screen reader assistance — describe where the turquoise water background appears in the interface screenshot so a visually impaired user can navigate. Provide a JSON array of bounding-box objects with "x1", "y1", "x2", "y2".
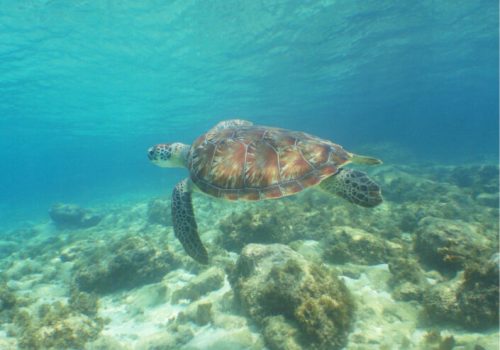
[{"x1": 0, "y1": 1, "x2": 498, "y2": 228}]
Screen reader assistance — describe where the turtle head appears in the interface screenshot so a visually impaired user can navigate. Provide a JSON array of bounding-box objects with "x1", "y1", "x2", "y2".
[{"x1": 148, "y1": 143, "x2": 189, "y2": 168}]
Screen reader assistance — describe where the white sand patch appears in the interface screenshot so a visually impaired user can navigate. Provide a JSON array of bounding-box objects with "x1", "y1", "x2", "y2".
[
  {"x1": 344, "y1": 264, "x2": 422, "y2": 349},
  {"x1": 98, "y1": 269, "x2": 195, "y2": 347}
]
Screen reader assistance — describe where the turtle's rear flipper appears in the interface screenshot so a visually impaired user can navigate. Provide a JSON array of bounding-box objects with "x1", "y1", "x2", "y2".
[
  {"x1": 320, "y1": 168, "x2": 382, "y2": 207},
  {"x1": 172, "y1": 178, "x2": 209, "y2": 264}
]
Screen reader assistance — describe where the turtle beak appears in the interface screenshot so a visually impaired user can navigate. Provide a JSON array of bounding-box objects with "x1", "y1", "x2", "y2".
[{"x1": 147, "y1": 147, "x2": 155, "y2": 160}]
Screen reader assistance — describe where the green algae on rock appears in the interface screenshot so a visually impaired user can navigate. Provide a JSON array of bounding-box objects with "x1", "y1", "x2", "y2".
[
  {"x1": 456, "y1": 261, "x2": 499, "y2": 330},
  {"x1": 262, "y1": 315, "x2": 302, "y2": 350},
  {"x1": 414, "y1": 217, "x2": 494, "y2": 274},
  {"x1": 388, "y1": 257, "x2": 429, "y2": 302},
  {"x1": 218, "y1": 200, "x2": 324, "y2": 252},
  {"x1": 422, "y1": 259, "x2": 499, "y2": 330},
  {"x1": 322, "y1": 226, "x2": 398, "y2": 265},
  {"x1": 69, "y1": 289, "x2": 99, "y2": 317},
  {"x1": 14, "y1": 301, "x2": 103, "y2": 350},
  {"x1": 229, "y1": 244, "x2": 354, "y2": 350},
  {"x1": 73, "y1": 235, "x2": 180, "y2": 294}
]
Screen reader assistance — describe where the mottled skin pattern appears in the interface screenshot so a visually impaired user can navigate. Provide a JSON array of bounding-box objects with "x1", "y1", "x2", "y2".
[
  {"x1": 172, "y1": 179, "x2": 208, "y2": 264},
  {"x1": 148, "y1": 119, "x2": 383, "y2": 264},
  {"x1": 320, "y1": 168, "x2": 382, "y2": 207}
]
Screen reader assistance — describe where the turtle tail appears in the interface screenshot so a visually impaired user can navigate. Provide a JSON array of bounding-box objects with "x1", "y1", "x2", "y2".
[{"x1": 350, "y1": 153, "x2": 382, "y2": 165}]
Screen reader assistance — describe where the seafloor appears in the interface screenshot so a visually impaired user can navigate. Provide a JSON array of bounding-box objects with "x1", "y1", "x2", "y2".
[{"x1": 0, "y1": 161, "x2": 498, "y2": 350}]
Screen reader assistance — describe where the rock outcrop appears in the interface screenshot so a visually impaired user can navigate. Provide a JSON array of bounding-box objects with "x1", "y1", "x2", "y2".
[
  {"x1": 229, "y1": 244, "x2": 355, "y2": 350},
  {"x1": 49, "y1": 203, "x2": 102, "y2": 229}
]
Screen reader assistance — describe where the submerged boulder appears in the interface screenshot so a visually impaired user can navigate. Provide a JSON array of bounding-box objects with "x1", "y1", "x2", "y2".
[
  {"x1": 414, "y1": 217, "x2": 493, "y2": 273},
  {"x1": 322, "y1": 226, "x2": 397, "y2": 265},
  {"x1": 74, "y1": 236, "x2": 180, "y2": 294},
  {"x1": 456, "y1": 262, "x2": 499, "y2": 329},
  {"x1": 229, "y1": 244, "x2": 355, "y2": 350},
  {"x1": 171, "y1": 267, "x2": 225, "y2": 303},
  {"x1": 422, "y1": 259, "x2": 499, "y2": 330},
  {"x1": 217, "y1": 199, "x2": 332, "y2": 253},
  {"x1": 218, "y1": 206, "x2": 301, "y2": 252},
  {"x1": 49, "y1": 203, "x2": 102, "y2": 229},
  {"x1": 388, "y1": 257, "x2": 429, "y2": 301}
]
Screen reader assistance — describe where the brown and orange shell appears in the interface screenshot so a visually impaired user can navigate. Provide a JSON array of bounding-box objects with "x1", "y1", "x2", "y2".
[{"x1": 188, "y1": 125, "x2": 351, "y2": 200}]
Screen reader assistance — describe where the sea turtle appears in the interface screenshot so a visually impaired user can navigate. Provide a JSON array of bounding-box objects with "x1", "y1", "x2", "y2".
[{"x1": 148, "y1": 119, "x2": 382, "y2": 264}]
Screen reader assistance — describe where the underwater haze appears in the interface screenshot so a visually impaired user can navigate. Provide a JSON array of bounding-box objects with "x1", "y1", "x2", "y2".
[
  {"x1": 0, "y1": 2, "x2": 499, "y2": 350},
  {"x1": 0, "y1": 0, "x2": 498, "y2": 226}
]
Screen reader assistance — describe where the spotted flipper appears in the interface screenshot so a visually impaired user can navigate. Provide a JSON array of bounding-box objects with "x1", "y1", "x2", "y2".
[
  {"x1": 320, "y1": 168, "x2": 382, "y2": 207},
  {"x1": 172, "y1": 178, "x2": 208, "y2": 264}
]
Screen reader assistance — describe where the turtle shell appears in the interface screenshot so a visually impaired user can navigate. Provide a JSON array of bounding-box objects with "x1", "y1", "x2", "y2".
[{"x1": 188, "y1": 125, "x2": 351, "y2": 200}]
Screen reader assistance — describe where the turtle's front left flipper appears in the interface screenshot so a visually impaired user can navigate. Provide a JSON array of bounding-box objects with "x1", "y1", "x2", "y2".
[
  {"x1": 172, "y1": 178, "x2": 209, "y2": 264},
  {"x1": 320, "y1": 168, "x2": 383, "y2": 207}
]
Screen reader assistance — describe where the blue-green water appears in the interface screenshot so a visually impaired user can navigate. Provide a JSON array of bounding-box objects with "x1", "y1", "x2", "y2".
[
  {"x1": 0, "y1": 1, "x2": 498, "y2": 228},
  {"x1": 0, "y1": 2, "x2": 499, "y2": 349}
]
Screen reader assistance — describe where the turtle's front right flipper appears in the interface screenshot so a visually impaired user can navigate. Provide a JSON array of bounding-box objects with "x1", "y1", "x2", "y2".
[{"x1": 172, "y1": 178, "x2": 209, "y2": 264}]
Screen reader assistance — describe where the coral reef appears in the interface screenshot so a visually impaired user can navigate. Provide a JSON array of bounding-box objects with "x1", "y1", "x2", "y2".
[
  {"x1": 73, "y1": 235, "x2": 180, "y2": 294},
  {"x1": 414, "y1": 217, "x2": 494, "y2": 274},
  {"x1": 229, "y1": 243, "x2": 355, "y2": 350},
  {"x1": 49, "y1": 203, "x2": 102, "y2": 229}
]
